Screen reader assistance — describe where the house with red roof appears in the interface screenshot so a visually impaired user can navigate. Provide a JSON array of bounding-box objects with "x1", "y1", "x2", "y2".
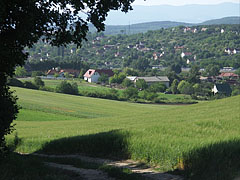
[
  {"x1": 219, "y1": 72, "x2": 239, "y2": 79},
  {"x1": 83, "y1": 69, "x2": 114, "y2": 83},
  {"x1": 46, "y1": 68, "x2": 59, "y2": 78}
]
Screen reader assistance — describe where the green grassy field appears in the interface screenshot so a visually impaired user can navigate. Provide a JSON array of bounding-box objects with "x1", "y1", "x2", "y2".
[
  {"x1": 19, "y1": 78, "x2": 194, "y2": 103},
  {"x1": 6, "y1": 87, "x2": 240, "y2": 179}
]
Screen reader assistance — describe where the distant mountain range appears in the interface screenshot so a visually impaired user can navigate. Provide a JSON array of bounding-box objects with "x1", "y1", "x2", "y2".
[
  {"x1": 89, "y1": 16, "x2": 240, "y2": 35},
  {"x1": 104, "y1": 3, "x2": 240, "y2": 25}
]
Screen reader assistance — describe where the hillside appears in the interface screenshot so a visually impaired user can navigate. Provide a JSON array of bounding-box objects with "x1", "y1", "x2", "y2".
[
  {"x1": 89, "y1": 16, "x2": 240, "y2": 35},
  {"x1": 105, "y1": 3, "x2": 240, "y2": 25},
  {"x1": 26, "y1": 24, "x2": 240, "y2": 71},
  {"x1": 89, "y1": 21, "x2": 192, "y2": 35},
  {"x1": 200, "y1": 16, "x2": 240, "y2": 25},
  {"x1": 7, "y1": 87, "x2": 240, "y2": 179}
]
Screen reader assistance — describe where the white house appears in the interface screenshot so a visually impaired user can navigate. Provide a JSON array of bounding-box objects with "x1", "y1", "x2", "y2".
[{"x1": 83, "y1": 69, "x2": 114, "y2": 83}]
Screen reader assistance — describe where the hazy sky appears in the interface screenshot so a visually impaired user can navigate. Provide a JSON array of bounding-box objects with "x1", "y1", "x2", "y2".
[{"x1": 132, "y1": 0, "x2": 240, "y2": 6}]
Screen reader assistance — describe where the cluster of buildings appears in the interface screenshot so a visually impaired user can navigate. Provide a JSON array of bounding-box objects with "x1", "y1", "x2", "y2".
[{"x1": 83, "y1": 69, "x2": 170, "y2": 87}]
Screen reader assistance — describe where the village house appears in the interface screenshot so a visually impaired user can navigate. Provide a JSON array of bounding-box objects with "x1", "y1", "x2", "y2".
[
  {"x1": 135, "y1": 76, "x2": 170, "y2": 88},
  {"x1": 212, "y1": 83, "x2": 232, "y2": 96},
  {"x1": 46, "y1": 68, "x2": 59, "y2": 78},
  {"x1": 83, "y1": 69, "x2": 114, "y2": 83},
  {"x1": 153, "y1": 52, "x2": 164, "y2": 60},
  {"x1": 181, "y1": 52, "x2": 192, "y2": 58},
  {"x1": 218, "y1": 72, "x2": 239, "y2": 80}
]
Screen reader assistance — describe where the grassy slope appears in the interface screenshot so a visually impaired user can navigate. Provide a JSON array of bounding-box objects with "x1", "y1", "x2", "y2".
[{"x1": 7, "y1": 87, "x2": 240, "y2": 179}]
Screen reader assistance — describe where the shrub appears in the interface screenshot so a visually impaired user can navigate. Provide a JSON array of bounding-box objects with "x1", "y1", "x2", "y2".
[
  {"x1": 98, "y1": 74, "x2": 109, "y2": 84},
  {"x1": 138, "y1": 90, "x2": 158, "y2": 101},
  {"x1": 148, "y1": 83, "x2": 166, "y2": 93},
  {"x1": 7, "y1": 78, "x2": 24, "y2": 87},
  {"x1": 136, "y1": 79, "x2": 148, "y2": 90},
  {"x1": 121, "y1": 78, "x2": 134, "y2": 88},
  {"x1": 31, "y1": 71, "x2": 43, "y2": 77},
  {"x1": 122, "y1": 87, "x2": 138, "y2": 100},
  {"x1": 177, "y1": 80, "x2": 194, "y2": 95},
  {"x1": 23, "y1": 81, "x2": 38, "y2": 90},
  {"x1": 33, "y1": 77, "x2": 44, "y2": 88},
  {"x1": 55, "y1": 81, "x2": 78, "y2": 95}
]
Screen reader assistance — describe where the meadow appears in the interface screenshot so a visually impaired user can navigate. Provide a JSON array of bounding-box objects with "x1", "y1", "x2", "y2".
[
  {"x1": 6, "y1": 87, "x2": 240, "y2": 179},
  {"x1": 18, "y1": 78, "x2": 195, "y2": 104}
]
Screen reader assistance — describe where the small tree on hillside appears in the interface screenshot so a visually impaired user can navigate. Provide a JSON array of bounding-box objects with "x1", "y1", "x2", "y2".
[
  {"x1": 148, "y1": 83, "x2": 166, "y2": 93},
  {"x1": 15, "y1": 66, "x2": 27, "y2": 77},
  {"x1": 177, "y1": 80, "x2": 194, "y2": 95},
  {"x1": 122, "y1": 78, "x2": 134, "y2": 88},
  {"x1": 171, "y1": 79, "x2": 179, "y2": 94},
  {"x1": 56, "y1": 81, "x2": 78, "y2": 95},
  {"x1": 136, "y1": 79, "x2": 148, "y2": 90},
  {"x1": 98, "y1": 74, "x2": 109, "y2": 84},
  {"x1": 34, "y1": 77, "x2": 44, "y2": 88},
  {"x1": 122, "y1": 87, "x2": 138, "y2": 100}
]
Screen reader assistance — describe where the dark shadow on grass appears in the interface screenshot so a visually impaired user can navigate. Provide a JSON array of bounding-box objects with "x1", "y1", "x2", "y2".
[
  {"x1": 37, "y1": 130, "x2": 130, "y2": 160},
  {"x1": 36, "y1": 131, "x2": 240, "y2": 180},
  {"x1": 179, "y1": 139, "x2": 240, "y2": 180}
]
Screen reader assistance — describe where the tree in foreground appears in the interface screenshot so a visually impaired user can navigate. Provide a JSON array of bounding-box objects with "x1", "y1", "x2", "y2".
[{"x1": 0, "y1": 0, "x2": 134, "y2": 153}]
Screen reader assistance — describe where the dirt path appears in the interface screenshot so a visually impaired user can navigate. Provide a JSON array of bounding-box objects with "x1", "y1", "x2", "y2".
[
  {"x1": 45, "y1": 162, "x2": 114, "y2": 180},
  {"x1": 33, "y1": 153, "x2": 183, "y2": 180}
]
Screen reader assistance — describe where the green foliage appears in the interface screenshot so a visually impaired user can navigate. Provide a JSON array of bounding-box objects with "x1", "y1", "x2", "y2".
[
  {"x1": 54, "y1": 73, "x2": 59, "y2": 78},
  {"x1": 33, "y1": 77, "x2": 44, "y2": 88},
  {"x1": 131, "y1": 58, "x2": 150, "y2": 71},
  {"x1": 121, "y1": 78, "x2": 134, "y2": 88},
  {"x1": 23, "y1": 81, "x2": 38, "y2": 90},
  {"x1": 109, "y1": 72, "x2": 126, "y2": 84},
  {"x1": 231, "y1": 86, "x2": 240, "y2": 96},
  {"x1": 171, "y1": 79, "x2": 179, "y2": 94},
  {"x1": 0, "y1": 85, "x2": 19, "y2": 154},
  {"x1": 8, "y1": 87, "x2": 240, "y2": 179},
  {"x1": 31, "y1": 71, "x2": 43, "y2": 77},
  {"x1": 7, "y1": 78, "x2": 24, "y2": 88},
  {"x1": 98, "y1": 74, "x2": 109, "y2": 84},
  {"x1": 138, "y1": 90, "x2": 158, "y2": 101},
  {"x1": 169, "y1": 63, "x2": 182, "y2": 74},
  {"x1": 122, "y1": 87, "x2": 138, "y2": 100},
  {"x1": 148, "y1": 83, "x2": 166, "y2": 93},
  {"x1": 178, "y1": 80, "x2": 194, "y2": 95},
  {"x1": 55, "y1": 81, "x2": 79, "y2": 95},
  {"x1": 203, "y1": 64, "x2": 220, "y2": 77},
  {"x1": 0, "y1": 0, "x2": 134, "y2": 154},
  {"x1": 14, "y1": 67, "x2": 27, "y2": 78},
  {"x1": 136, "y1": 79, "x2": 148, "y2": 90},
  {"x1": 187, "y1": 65, "x2": 201, "y2": 84}
]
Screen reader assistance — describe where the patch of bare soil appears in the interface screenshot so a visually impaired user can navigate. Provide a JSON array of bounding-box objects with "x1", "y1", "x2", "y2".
[{"x1": 33, "y1": 153, "x2": 183, "y2": 180}]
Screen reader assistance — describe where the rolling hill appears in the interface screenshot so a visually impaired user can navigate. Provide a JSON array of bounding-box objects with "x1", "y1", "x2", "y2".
[
  {"x1": 89, "y1": 16, "x2": 240, "y2": 35},
  {"x1": 7, "y1": 87, "x2": 240, "y2": 179}
]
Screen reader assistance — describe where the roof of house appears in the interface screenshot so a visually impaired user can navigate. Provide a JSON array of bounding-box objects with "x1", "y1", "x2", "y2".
[
  {"x1": 46, "y1": 69, "x2": 58, "y2": 75},
  {"x1": 84, "y1": 69, "x2": 114, "y2": 78},
  {"x1": 215, "y1": 83, "x2": 232, "y2": 95},
  {"x1": 136, "y1": 76, "x2": 170, "y2": 83},
  {"x1": 219, "y1": 72, "x2": 239, "y2": 77},
  {"x1": 126, "y1": 76, "x2": 137, "y2": 81},
  {"x1": 60, "y1": 69, "x2": 80, "y2": 74}
]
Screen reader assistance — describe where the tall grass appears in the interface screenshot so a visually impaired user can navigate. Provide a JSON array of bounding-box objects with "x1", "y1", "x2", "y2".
[{"x1": 7, "y1": 87, "x2": 240, "y2": 179}]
